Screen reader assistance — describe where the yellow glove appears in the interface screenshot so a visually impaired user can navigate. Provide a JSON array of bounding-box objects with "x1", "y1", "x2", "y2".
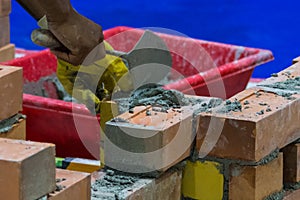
[{"x1": 56, "y1": 41, "x2": 133, "y2": 113}]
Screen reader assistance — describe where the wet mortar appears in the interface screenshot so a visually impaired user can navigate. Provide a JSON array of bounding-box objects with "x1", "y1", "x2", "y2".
[
  {"x1": 259, "y1": 76, "x2": 300, "y2": 98},
  {"x1": 24, "y1": 74, "x2": 76, "y2": 102},
  {"x1": 91, "y1": 169, "x2": 140, "y2": 200},
  {"x1": 215, "y1": 99, "x2": 242, "y2": 114},
  {"x1": 0, "y1": 114, "x2": 26, "y2": 133},
  {"x1": 91, "y1": 163, "x2": 185, "y2": 200}
]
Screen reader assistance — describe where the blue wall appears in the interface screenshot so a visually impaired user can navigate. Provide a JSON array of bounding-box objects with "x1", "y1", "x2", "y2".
[{"x1": 10, "y1": 0, "x2": 300, "y2": 78}]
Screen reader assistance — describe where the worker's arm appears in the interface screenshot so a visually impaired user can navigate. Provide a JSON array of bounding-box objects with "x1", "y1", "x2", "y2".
[{"x1": 16, "y1": 0, "x2": 105, "y2": 66}]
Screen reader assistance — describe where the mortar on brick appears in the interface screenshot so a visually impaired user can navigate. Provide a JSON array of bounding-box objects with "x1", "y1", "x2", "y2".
[{"x1": 0, "y1": 113, "x2": 25, "y2": 133}]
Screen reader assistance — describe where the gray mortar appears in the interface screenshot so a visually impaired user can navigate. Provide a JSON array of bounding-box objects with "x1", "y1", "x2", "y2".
[
  {"x1": 215, "y1": 99, "x2": 242, "y2": 114},
  {"x1": 115, "y1": 84, "x2": 223, "y2": 115},
  {"x1": 91, "y1": 164, "x2": 185, "y2": 200},
  {"x1": 0, "y1": 114, "x2": 26, "y2": 133},
  {"x1": 259, "y1": 76, "x2": 300, "y2": 98},
  {"x1": 91, "y1": 169, "x2": 140, "y2": 200},
  {"x1": 264, "y1": 190, "x2": 286, "y2": 200},
  {"x1": 128, "y1": 84, "x2": 191, "y2": 111},
  {"x1": 24, "y1": 74, "x2": 76, "y2": 102},
  {"x1": 264, "y1": 181, "x2": 300, "y2": 200}
]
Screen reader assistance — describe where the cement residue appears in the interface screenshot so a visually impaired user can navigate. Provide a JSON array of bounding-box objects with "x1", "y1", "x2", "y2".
[
  {"x1": 24, "y1": 74, "x2": 76, "y2": 102},
  {"x1": 91, "y1": 169, "x2": 139, "y2": 200},
  {"x1": 285, "y1": 181, "x2": 300, "y2": 191},
  {"x1": 264, "y1": 190, "x2": 285, "y2": 200},
  {"x1": 0, "y1": 114, "x2": 26, "y2": 133},
  {"x1": 193, "y1": 98, "x2": 223, "y2": 115},
  {"x1": 128, "y1": 84, "x2": 191, "y2": 111},
  {"x1": 115, "y1": 84, "x2": 202, "y2": 114},
  {"x1": 216, "y1": 99, "x2": 242, "y2": 113},
  {"x1": 259, "y1": 76, "x2": 300, "y2": 94}
]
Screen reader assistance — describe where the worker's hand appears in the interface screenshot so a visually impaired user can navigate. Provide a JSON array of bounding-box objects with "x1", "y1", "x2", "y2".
[
  {"x1": 57, "y1": 42, "x2": 133, "y2": 113},
  {"x1": 30, "y1": 4, "x2": 105, "y2": 66}
]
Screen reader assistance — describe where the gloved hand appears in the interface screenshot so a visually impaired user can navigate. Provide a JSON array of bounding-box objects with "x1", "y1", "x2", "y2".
[
  {"x1": 56, "y1": 41, "x2": 134, "y2": 113},
  {"x1": 26, "y1": 0, "x2": 105, "y2": 66}
]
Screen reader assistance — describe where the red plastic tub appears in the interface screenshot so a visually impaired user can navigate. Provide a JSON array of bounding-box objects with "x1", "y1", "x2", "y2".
[{"x1": 2, "y1": 26, "x2": 273, "y2": 159}]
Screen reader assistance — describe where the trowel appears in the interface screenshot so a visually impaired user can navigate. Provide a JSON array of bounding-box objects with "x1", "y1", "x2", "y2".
[{"x1": 31, "y1": 16, "x2": 172, "y2": 86}]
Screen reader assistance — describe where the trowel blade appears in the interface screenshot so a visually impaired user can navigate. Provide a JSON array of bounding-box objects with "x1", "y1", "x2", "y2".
[{"x1": 122, "y1": 30, "x2": 172, "y2": 87}]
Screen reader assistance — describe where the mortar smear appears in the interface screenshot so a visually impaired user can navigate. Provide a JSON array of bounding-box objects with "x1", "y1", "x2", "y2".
[
  {"x1": 216, "y1": 99, "x2": 242, "y2": 113},
  {"x1": 91, "y1": 169, "x2": 139, "y2": 200},
  {"x1": 0, "y1": 114, "x2": 26, "y2": 133}
]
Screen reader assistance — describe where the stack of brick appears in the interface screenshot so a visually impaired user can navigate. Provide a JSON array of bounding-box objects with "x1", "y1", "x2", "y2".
[
  {"x1": 182, "y1": 59, "x2": 300, "y2": 199},
  {"x1": 99, "y1": 92, "x2": 223, "y2": 199},
  {"x1": 0, "y1": 65, "x2": 24, "y2": 140},
  {"x1": 0, "y1": 0, "x2": 15, "y2": 62},
  {"x1": 0, "y1": 137, "x2": 92, "y2": 200}
]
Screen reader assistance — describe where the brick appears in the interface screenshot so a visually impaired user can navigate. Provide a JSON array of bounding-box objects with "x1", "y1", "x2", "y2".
[
  {"x1": 182, "y1": 160, "x2": 224, "y2": 200},
  {"x1": 282, "y1": 143, "x2": 300, "y2": 184},
  {"x1": 229, "y1": 153, "x2": 283, "y2": 200},
  {"x1": 91, "y1": 168, "x2": 182, "y2": 200},
  {"x1": 48, "y1": 169, "x2": 91, "y2": 200},
  {"x1": 0, "y1": 0, "x2": 11, "y2": 16},
  {"x1": 0, "y1": 116, "x2": 25, "y2": 140},
  {"x1": 0, "y1": 16, "x2": 10, "y2": 47},
  {"x1": 283, "y1": 189, "x2": 300, "y2": 200},
  {"x1": 0, "y1": 65, "x2": 22, "y2": 120},
  {"x1": 104, "y1": 104, "x2": 194, "y2": 173},
  {"x1": 197, "y1": 87, "x2": 300, "y2": 161},
  {"x1": 0, "y1": 43, "x2": 14, "y2": 62},
  {"x1": 0, "y1": 138, "x2": 56, "y2": 200}
]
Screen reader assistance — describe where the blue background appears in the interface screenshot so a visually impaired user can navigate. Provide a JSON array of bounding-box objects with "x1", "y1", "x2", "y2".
[{"x1": 10, "y1": 0, "x2": 300, "y2": 78}]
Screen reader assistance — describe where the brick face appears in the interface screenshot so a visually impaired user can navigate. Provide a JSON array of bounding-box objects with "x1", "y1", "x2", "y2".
[
  {"x1": 0, "y1": 16, "x2": 10, "y2": 47},
  {"x1": 105, "y1": 105, "x2": 194, "y2": 173},
  {"x1": 0, "y1": 0, "x2": 11, "y2": 16},
  {"x1": 48, "y1": 169, "x2": 91, "y2": 200},
  {"x1": 0, "y1": 139, "x2": 56, "y2": 200},
  {"x1": 282, "y1": 143, "x2": 300, "y2": 184},
  {"x1": 229, "y1": 153, "x2": 283, "y2": 200},
  {"x1": 197, "y1": 88, "x2": 300, "y2": 161},
  {"x1": 0, "y1": 43, "x2": 14, "y2": 62},
  {"x1": 0, "y1": 66, "x2": 22, "y2": 120}
]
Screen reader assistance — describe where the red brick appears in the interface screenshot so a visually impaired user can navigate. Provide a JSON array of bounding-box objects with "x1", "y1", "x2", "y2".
[
  {"x1": 0, "y1": 0, "x2": 11, "y2": 16},
  {"x1": 0, "y1": 117, "x2": 26, "y2": 140},
  {"x1": 283, "y1": 189, "x2": 300, "y2": 200},
  {"x1": 0, "y1": 43, "x2": 14, "y2": 62},
  {"x1": 229, "y1": 153, "x2": 283, "y2": 200},
  {"x1": 282, "y1": 143, "x2": 300, "y2": 183},
  {"x1": 48, "y1": 169, "x2": 91, "y2": 200},
  {"x1": 0, "y1": 65, "x2": 22, "y2": 120},
  {"x1": 0, "y1": 138, "x2": 56, "y2": 200},
  {"x1": 91, "y1": 168, "x2": 182, "y2": 200},
  {"x1": 197, "y1": 87, "x2": 300, "y2": 161},
  {"x1": 0, "y1": 16, "x2": 10, "y2": 47},
  {"x1": 105, "y1": 104, "x2": 195, "y2": 173}
]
